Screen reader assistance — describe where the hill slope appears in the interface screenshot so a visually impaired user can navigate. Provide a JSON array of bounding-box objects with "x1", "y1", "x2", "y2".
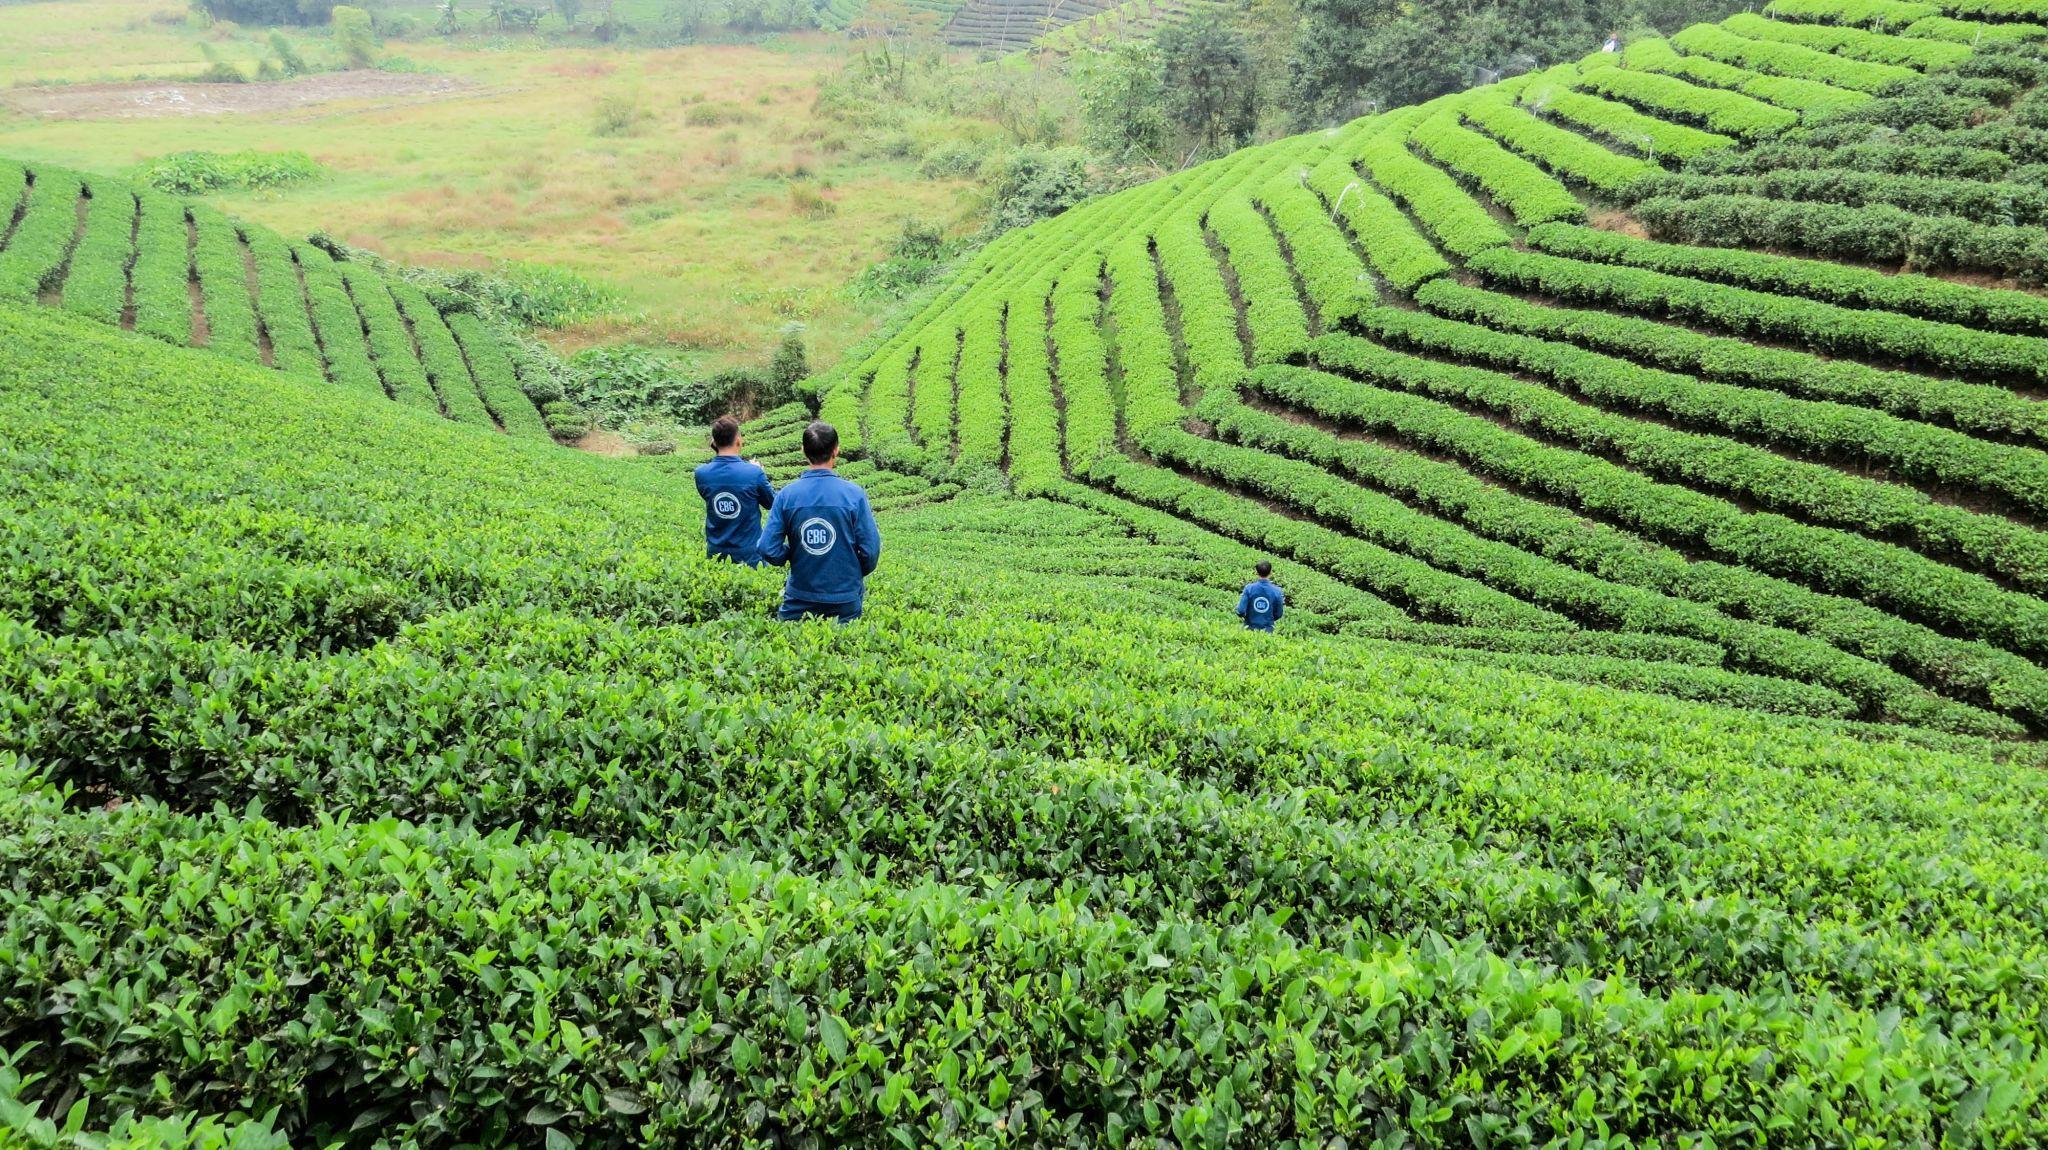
[
  {"x1": 814, "y1": 1, "x2": 2048, "y2": 737},
  {"x1": 7, "y1": 297, "x2": 2048, "y2": 1141},
  {"x1": 0, "y1": 156, "x2": 560, "y2": 439}
]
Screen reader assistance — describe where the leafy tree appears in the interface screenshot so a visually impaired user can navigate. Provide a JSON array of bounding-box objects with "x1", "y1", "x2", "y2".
[
  {"x1": 552, "y1": 0, "x2": 582, "y2": 28},
  {"x1": 662, "y1": 0, "x2": 717, "y2": 38},
  {"x1": 1158, "y1": 15, "x2": 1259, "y2": 157},
  {"x1": 197, "y1": 0, "x2": 340, "y2": 25},
  {"x1": 1074, "y1": 41, "x2": 1168, "y2": 164},
  {"x1": 331, "y1": 5, "x2": 378, "y2": 67},
  {"x1": 1287, "y1": 0, "x2": 1745, "y2": 128},
  {"x1": 268, "y1": 31, "x2": 309, "y2": 74}
]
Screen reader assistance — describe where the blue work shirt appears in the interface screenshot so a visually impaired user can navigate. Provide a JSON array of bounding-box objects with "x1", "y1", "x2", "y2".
[
  {"x1": 1237, "y1": 579, "x2": 1285, "y2": 631},
  {"x1": 758, "y1": 467, "x2": 882, "y2": 607},
  {"x1": 694, "y1": 455, "x2": 776, "y2": 564}
]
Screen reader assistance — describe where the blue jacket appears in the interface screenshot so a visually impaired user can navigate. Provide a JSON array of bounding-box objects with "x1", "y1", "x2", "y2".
[
  {"x1": 695, "y1": 455, "x2": 776, "y2": 562},
  {"x1": 1237, "y1": 579, "x2": 1284, "y2": 631},
  {"x1": 759, "y1": 468, "x2": 881, "y2": 606}
]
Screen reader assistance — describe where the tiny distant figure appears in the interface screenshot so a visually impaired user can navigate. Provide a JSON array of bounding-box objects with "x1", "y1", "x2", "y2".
[
  {"x1": 1237, "y1": 560, "x2": 1285, "y2": 633},
  {"x1": 758, "y1": 421, "x2": 882, "y2": 623},
  {"x1": 1602, "y1": 32, "x2": 1621, "y2": 52},
  {"x1": 694, "y1": 415, "x2": 776, "y2": 567}
]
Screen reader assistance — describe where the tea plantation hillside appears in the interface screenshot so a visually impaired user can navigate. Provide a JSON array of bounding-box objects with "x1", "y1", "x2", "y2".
[
  {"x1": 0, "y1": 157, "x2": 559, "y2": 439},
  {"x1": 816, "y1": 1, "x2": 2048, "y2": 739},
  {"x1": 9, "y1": 294, "x2": 2048, "y2": 1143}
]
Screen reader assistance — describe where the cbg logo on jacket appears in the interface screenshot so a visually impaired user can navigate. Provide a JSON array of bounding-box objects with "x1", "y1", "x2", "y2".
[
  {"x1": 800, "y1": 518, "x2": 837, "y2": 556},
  {"x1": 711, "y1": 492, "x2": 742, "y2": 519}
]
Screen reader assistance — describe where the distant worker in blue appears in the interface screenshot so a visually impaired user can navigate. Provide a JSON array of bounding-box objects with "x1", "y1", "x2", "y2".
[
  {"x1": 695, "y1": 415, "x2": 776, "y2": 566},
  {"x1": 758, "y1": 420, "x2": 882, "y2": 623},
  {"x1": 1236, "y1": 560, "x2": 1285, "y2": 632}
]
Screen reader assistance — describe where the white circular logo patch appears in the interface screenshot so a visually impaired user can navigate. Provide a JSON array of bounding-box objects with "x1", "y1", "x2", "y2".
[
  {"x1": 711, "y1": 492, "x2": 742, "y2": 519},
  {"x1": 1252, "y1": 596, "x2": 1272, "y2": 614},
  {"x1": 799, "y1": 517, "x2": 837, "y2": 556}
]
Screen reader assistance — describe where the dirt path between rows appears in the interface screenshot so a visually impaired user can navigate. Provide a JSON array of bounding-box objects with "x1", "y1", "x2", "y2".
[{"x1": 1, "y1": 70, "x2": 472, "y2": 120}]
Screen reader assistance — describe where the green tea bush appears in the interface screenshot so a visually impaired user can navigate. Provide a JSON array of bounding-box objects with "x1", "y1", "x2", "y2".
[
  {"x1": 1621, "y1": 37, "x2": 1873, "y2": 118},
  {"x1": 1356, "y1": 126, "x2": 1511, "y2": 257},
  {"x1": 1670, "y1": 22, "x2": 1917, "y2": 92},
  {"x1": 390, "y1": 278, "x2": 494, "y2": 426},
  {"x1": 1633, "y1": 192, "x2": 2048, "y2": 281},
  {"x1": 56, "y1": 183, "x2": 136, "y2": 328},
  {"x1": 292, "y1": 239, "x2": 385, "y2": 395},
  {"x1": 1519, "y1": 70, "x2": 1736, "y2": 159},
  {"x1": 188, "y1": 209, "x2": 263, "y2": 364},
  {"x1": 0, "y1": 171, "x2": 82, "y2": 301},
  {"x1": 243, "y1": 228, "x2": 324, "y2": 378},
  {"x1": 1206, "y1": 193, "x2": 1310, "y2": 363},
  {"x1": 1579, "y1": 67, "x2": 1801, "y2": 137},
  {"x1": 1470, "y1": 246, "x2": 2048, "y2": 382},
  {"x1": 338, "y1": 260, "x2": 437, "y2": 410},
  {"x1": 1252, "y1": 171, "x2": 1375, "y2": 326},
  {"x1": 1762, "y1": 0, "x2": 1937, "y2": 30},
  {"x1": 1528, "y1": 222, "x2": 2048, "y2": 335},
  {"x1": 1721, "y1": 10, "x2": 1968, "y2": 67},
  {"x1": 128, "y1": 194, "x2": 192, "y2": 345},
  {"x1": 1411, "y1": 106, "x2": 1586, "y2": 227},
  {"x1": 1636, "y1": 168, "x2": 2048, "y2": 226},
  {"x1": 1462, "y1": 91, "x2": 1655, "y2": 194}
]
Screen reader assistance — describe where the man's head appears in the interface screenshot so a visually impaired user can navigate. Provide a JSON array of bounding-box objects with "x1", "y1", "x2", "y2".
[
  {"x1": 710, "y1": 415, "x2": 742, "y2": 454},
  {"x1": 802, "y1": 420, "x2": 840, "y2": 466},
  {"x1": 1255, "y1": 560, "x2": 1272, "y2": 579}
]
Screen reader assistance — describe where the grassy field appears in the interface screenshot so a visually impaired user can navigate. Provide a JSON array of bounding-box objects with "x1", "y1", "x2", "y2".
[{"x1": 0, "y1": 0, "x2": 981, "y2": 364}]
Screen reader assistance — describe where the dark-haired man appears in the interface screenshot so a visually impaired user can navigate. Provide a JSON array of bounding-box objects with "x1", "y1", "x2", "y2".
[
  {"x1": 1236, "y1": 560, "x2": 1285, "y2": 632},
  {"x1": 758, "y1": 421, "x2": 882, "y2": 622},
  {"x1": 694, "y1": 415, "x2": 777, "y2": 566}
]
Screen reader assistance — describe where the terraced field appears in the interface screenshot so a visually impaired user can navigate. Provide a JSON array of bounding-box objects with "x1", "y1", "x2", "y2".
[
  {"x1": 10, "y1": 295, "x2": 2048, "y2": 1143},
  {"x1": 820, "y1": 0, "x2": 969, "y2": 29},
  {"x1": 941, "y1": 0, "x2": 1120, "y2": 50},
  {"x1": 0, "y1": 157, "x2": 553, "y2": 439},
  {"x1": 13, "y1": 2, "x2": 2048, "y2": 1143},
  {"x1": 816, "y1": 0, "x2": 2048, "y2": 738},
  {"x1": 1030, "y1": 0, "x2": 1236, "y2": 55}
]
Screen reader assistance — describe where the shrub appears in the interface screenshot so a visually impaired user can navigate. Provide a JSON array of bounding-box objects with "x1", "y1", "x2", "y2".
[
  {"x1": 786, "y1": 180, "x2": 836, "y2": 218},
  {"x1": 136, "y1": 150, "x2": 322, "y2": 195},
  {"x1": 917, "y1": 137, "x2": 987, "y2": 179},
  {"x1": 591, "y1": 89, "x2": 645, "y2": 137},
  {"x1": 980, "y1": 146, "x2": 1106, "y2": 238}
]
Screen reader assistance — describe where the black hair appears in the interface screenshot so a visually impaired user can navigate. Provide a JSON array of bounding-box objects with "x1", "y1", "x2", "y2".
[
  {"x1": 710, "y1": 415, "x2": 741, "y2": 449},
  {"x1": 802, "y1": 420, "x2": 839, "y2": 464},
  {"x1": 1255, "y1": 560, "x2": 1272, "y2": 578}
]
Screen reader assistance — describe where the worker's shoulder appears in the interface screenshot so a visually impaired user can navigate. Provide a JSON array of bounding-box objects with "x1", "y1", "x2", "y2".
[
  {"x1": 693, "y1": 456, "x2": 754, "y2": 479},
  {"x1": 784, "y1": 470, "x2": 865, "y2": 502}
]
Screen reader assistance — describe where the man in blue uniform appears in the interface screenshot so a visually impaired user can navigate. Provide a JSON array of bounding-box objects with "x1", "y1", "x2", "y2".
[
  {"x1": 1236, "y1": 560, "x2": 1285, "y2": 632},
  {"x1": 694, "y1": 415, "x2": 777, "y2": 566},
  {"x1": 758, "y1": 421, "x2": 882, "y2": 622}
]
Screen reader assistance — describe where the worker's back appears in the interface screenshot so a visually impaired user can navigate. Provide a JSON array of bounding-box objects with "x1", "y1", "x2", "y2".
[
  {"x1": 1237, "y1": 577, "x2": 1284, "y2": 632},
  {"x1": 693, "y1": 454, "x2": 774, "y2": 563},
  {"x1": 759, "y1": 464, "x2": 881, "y2": 619}
]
